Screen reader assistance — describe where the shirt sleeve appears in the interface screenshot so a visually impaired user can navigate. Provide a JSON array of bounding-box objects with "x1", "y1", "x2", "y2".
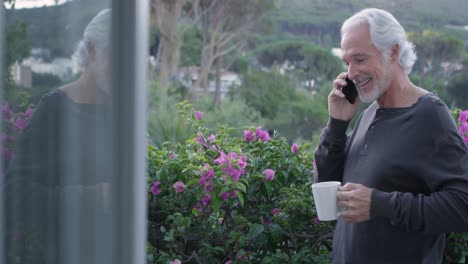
[
  {"x1": 370, "y1": 100, "x2": 468, "y2": 234},
  {"x1": 314, "y1": 116, "x2": 351, "y2": 183}
]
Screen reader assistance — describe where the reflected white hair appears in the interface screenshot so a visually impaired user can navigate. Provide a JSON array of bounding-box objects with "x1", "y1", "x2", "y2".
[
  {"x1": 341, "y1": 8, "x2": 417, "y2": 75},
  {"x1": 72, "y1": 9, "x2": 111, "y2": 71}
]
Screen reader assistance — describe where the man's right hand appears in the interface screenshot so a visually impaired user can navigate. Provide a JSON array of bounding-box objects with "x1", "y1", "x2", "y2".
[{"x1": 328, "y1": 72, "x2": 361, "y2": 121}]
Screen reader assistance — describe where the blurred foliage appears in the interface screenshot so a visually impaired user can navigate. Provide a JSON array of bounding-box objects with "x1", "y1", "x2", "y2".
[
  {"x1": 446, "y1": 73, "x2": 468, "y2": 109},
  {"x1": 408, "y1": 30, "x2": 464, "y2": 85},
  {"x1": 180, "y1": 26, "x2": 202, "y2": 67},
  {"x1": 147, "y1": 81, "x2": 264, "y2": 148},
  {"x1": 4, "y1": 20, "x2": 30, "y2": 102},
  {"x1": 254, "y1": 40, "x2": 344, "y2": 88},
  {"x1": 409, "y1": 75, "x2": 451, "y2": 107},
  {"x1": 234, "y1": 70, "x2": 329, "y2": 142},
  {"x1": 234, "y1": 70, "x2": 293, "y2": 120}
]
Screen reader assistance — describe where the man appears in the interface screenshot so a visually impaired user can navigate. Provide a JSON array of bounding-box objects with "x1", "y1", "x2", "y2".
[{"x1": 314, "y1": 8, "x2": 468, "y2": 264}]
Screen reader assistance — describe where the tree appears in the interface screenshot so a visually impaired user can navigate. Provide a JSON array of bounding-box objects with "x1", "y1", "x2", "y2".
[
  {"x1": 185, "y1": 0, "x2": 275, "y2": 101},
  {"x1": 446, "y1": 53, "x2": 468, "y2": 109},
  {"x1": 408, "y1": 30, "x2": 464, "y2": 86},
  {"x1": 180, "y1": 26, "x2": 202, "y2": 67},
  {"x1": 235, "y1": 70, "x2": 329, "y2": 141},
  {"x1": 255, "y1": 41, "x2": 343, "y2": 91},
  {"x1": 150, "y1": 0, "x2": 188, "y2": 88},
  {"x1": 4, "y1": 21, "x2": 30, "y2": 102},
  {"x1": 236, "y1": 70, "x2": 294, "y2": 120}
]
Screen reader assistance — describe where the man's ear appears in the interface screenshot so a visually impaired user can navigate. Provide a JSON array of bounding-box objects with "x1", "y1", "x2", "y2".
[
  {"x1": 86, "y1": 41, "x2": 96, "y2": 61},
  {"x1": 390, "y1": 44, "x2": 400, "y2": 63}
]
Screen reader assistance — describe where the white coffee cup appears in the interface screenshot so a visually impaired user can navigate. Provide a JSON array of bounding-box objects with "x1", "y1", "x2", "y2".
[{"x1": 311, "y1": 181, "x2": 341, "y2": 221}]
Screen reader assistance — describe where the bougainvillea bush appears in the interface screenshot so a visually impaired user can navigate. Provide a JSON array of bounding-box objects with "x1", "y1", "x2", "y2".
[
  {"x1": 1, "y1": 101, "x2": 32, "y2": 173},
  {"x1": 146, "y1": 102, "x2": 334, "y2": 263},
  {"x1": 444, "y1": 109, "x2": 468, "y2": 264},
  {"x1": 454, "y1": 109, "x2": 468, "y2": 147}
]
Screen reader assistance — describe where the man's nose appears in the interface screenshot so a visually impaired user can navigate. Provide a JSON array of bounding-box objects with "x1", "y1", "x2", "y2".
[{"x1": 347, "y1": 64, "x2": 358, "y2": 80}]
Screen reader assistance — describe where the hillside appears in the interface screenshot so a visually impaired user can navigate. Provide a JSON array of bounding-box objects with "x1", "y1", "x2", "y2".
[
  {"x1": 270, "y1": 0, "x2": 468, "y2": 47},
  {"x1": 5, "y1": 0, "x2": 468, "y2": 56}
]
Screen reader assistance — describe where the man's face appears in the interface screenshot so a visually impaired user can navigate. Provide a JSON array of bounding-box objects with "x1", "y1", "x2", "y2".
[{"x1": 341, "y1": 23, "x2": 391, "y2": 103}]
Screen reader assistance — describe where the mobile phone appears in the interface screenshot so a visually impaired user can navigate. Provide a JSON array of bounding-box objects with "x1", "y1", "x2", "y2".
[{"x1": 342, "y1": 77, "x2": 358, "y2": 104}]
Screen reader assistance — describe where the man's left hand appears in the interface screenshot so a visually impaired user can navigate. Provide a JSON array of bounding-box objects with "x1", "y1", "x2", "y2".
[{"x1": 337, "y1": 183, "x2": 373, "y2": 223}]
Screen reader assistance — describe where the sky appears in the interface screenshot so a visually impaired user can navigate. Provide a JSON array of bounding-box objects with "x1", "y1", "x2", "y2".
[{"x1": 5, "y1": 0, "x2": 66, "y2": 9}]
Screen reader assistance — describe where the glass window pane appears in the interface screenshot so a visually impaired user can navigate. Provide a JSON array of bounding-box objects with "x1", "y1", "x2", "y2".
[{"x1": 0, "y1": 1, "x2": 128, "y2": 264}]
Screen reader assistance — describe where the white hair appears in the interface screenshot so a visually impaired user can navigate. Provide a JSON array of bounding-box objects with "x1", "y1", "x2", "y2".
[
  {"x1": 72, "y1": 9, "x2": 111, "y2": 71},
  {"x1": 341, "y1": 8, "x2": 417, "y2": 75}
]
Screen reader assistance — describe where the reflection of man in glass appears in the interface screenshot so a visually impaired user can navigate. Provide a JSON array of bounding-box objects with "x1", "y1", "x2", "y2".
[{"x1": 5, "y1": 9, "x2": 113, "y2": 264}]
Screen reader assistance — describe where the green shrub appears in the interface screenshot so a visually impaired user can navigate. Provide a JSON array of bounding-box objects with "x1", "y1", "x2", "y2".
[{"x1": 146, "y1": 101, "x2": 333, "y2": 263}]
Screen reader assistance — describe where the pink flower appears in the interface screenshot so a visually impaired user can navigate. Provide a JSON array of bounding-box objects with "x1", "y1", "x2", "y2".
[
  {"x1": 227, "y1": 168, "x2": 242, "y2": 181},
  {"x1": 193, "y1": 203, "x2": 202, "y2": 212},
  {"x1": 199, "y1": 177, "x2": 207, "y2": 186},
  {"x1": 459, "y1": 122, "x2": 468, "y2": 145},
  {"x1": 25, "y1": 107, "x2": 34, "y2": 118},
  {"x1": 200, "y1": 193, "x2": 211, "y2": 206},
  {"x1": 263, "y1": 169, "x2": 275, "y2": 181},
  {"x1": 204, "y1": 182, "x2": 213, "y2": 192},
  {"x1": 1, "y1": 134, "x2": 11, "y2": 143},
  {"x1": 195, "y1": 111, "x2": 204, "y2": 120},
  {"x1": 243, "y1": 130, "x2": 254, "y2": 142},
  {"x1": 460, "y1": 122, "x2": 468, "y2": 134},
  {"x1": 238, "y1": 159, "x2": 247, "y2": 169},
  {"x1": 263, "y1": 216, "x2": 272, "y2": 225},
  {"x1": 169, "y1": 153, "x2": 175, "y2": 159},
  {"x1": 271, "y1": 208, "x2": 280, "y2": 215},
  {"x1": 221, "y1": 191, "x2": 230, "y2": 201},
  {"x1": 195, "y1": 137, "x2": 205, "y2": 144},
  {"x1": 255, "y1": 127, "x2": 270, "y2": 141},
  {"x1": 170, "y1": 259, "x2": 181, "y2": 264},
  {"x1": 291, "y1": 143, "x2": 299, "y2": 154},
  {"x1": 225, "y1": 261, "x2": 232, "y2": 264},
  {"x1": 255, "y1": 127, "x2": 265, "y2": 138},
  {"x1": 201, "y1": 164, "x2": 214, "y2": 180},
  {"x1": 237, "y1": 255, "x2": 248, "y2": 262},
  {"x1": 211, "y1": 144, "x2": 217, "y2": 151},
  {"x1": 150, "y1": 181, "x2": 161, "y2": 196},
  {"x1": 214, "y1": 151, "x2": 228, "y2": 165},
  {"x1": 13, "y1": 116, "x2": 27, "y2": 132},
  {"x1": 1, "y1": 102, "x2": 12, "y2": 120},
  {"x1": 313, "y1": 216, "x2": 321, "y2": 224},
  {"x1": 261, "y1": 131, "x2": 270, "y2": 141},
  {"x1": 173, "y1": 181, "x2": 185, "y2": 194},
  {"x1": 199, "y1": 165, "x2": 215, "y2": 189},
  {"x1": 459, "y1": 110, "x2": 468, "y2": 123},
  {"x1": 208, "y1": 134, "x2": 216, "y2": 142}
]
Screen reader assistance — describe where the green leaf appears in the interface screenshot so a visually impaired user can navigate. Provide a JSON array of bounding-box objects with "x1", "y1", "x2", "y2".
[
  {"x1": 236, "y1": 182, "x2": 247, "y2": 193},
  {"x1": 237, "y1": 192, "x2": 245, "y2": 207},
  {"x1": 247, "y1": 223, "x2": 264, "y2": 240},
  {"x1": 163, "y1": 229, "x2": 174, "y2": 241},
  {"x1": 211, "y1": 194, "x2": 222, "y2": 213}
]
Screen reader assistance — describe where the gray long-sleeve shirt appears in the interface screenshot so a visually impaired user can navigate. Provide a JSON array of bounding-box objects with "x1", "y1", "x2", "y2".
[{"x1": 314, "y1": 93, "x2": 468, "y2": 264}]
